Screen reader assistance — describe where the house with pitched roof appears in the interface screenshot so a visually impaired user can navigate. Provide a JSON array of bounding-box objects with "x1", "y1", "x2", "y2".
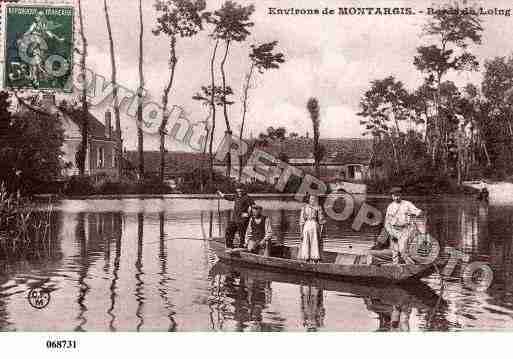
[{"x1": 19, "y1": 93, "x2": 120, "y2": 178}]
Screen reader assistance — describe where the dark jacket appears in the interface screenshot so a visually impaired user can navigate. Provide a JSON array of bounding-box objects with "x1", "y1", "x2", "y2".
[{"x1": 224, "y1": 193, "x2": 255, "y2": 223}]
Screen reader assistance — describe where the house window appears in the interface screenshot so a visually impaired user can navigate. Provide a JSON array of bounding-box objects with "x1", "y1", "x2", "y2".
[
  {"x1": 348, "y1": 165, "x2": 356, "y2": 179},
  {"x1": 112, "y1": 148, "x2": 116, "y2": 168},
  {"x1": 97, "y1": 147, "x2": 105, "y2": 168}
]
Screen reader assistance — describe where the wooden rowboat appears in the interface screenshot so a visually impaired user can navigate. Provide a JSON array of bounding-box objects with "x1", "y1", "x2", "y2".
[{"x1": 209, "y1": 238, "x2": 445, "y2": 284}]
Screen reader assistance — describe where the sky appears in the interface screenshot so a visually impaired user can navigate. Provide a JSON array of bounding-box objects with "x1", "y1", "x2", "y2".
[{"x1": 72, "y1": 0, "x2": 513, "y2": 151}]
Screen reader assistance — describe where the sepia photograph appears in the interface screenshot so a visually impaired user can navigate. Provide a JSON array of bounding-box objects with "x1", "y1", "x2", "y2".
[{"x1": 1, "y1": 0, "x2": 513, "y2": 347}]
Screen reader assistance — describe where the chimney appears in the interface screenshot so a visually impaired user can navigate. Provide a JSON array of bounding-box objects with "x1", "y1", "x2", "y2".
[{"x1": 105, "y1": 110, "x2": 112, "y2": 138}]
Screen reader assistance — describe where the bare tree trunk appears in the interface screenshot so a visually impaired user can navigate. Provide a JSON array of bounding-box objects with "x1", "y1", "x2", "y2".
[
  {"x1": 482, "y1": 142, "x2": 492, "y2": 167},
  {"x1": 456, "y1": 130, "x2": 463, "y2": 185},
  {"x1": 208, "y1": 40, "x2": 219, "y2": 185},
  {"x1": 137, "y1": 0, "x2": 145, "y2": 179},
  {"x1": 159, "y1": 36, "x2": 178, "y2": 184},
  {"x1": 314, "y1": 134, "x2": 320, "y2": 178},
  {"x1": 104, "y1": 0, "x2": 123, "y2": 179},
  {"x1": 431, "y1": 75, "x2": 442, "y2": 169},
  {"x1": 239, "y1": 63, "x2": 254, "y2": 181},
  {"x1": 78, "y1": 0, "x2": 88, "y2": 177},
  {"x1": 220, "y1": 40, "x2": 232, "y2": 178},
  {"x1": 388, "y1": 134, "x2": 400, "y2": 175},
  {"x1": 200, "y1": 112, "x2": 211, "y2": 193}
]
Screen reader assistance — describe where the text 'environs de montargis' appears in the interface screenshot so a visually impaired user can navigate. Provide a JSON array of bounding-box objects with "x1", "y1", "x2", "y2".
[{"x1": 267, "y1": 7, "x2": 512, "y2": 17}]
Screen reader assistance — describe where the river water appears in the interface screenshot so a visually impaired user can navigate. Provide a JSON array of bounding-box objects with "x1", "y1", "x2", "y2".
[{"x1": 1, "y1": 196, "x2": 513, "y2": 331}]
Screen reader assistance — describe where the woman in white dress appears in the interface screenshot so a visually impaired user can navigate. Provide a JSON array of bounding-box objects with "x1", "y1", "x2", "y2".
[{"x1": 298, "y1": 195, "x2": 326, "y2": 262}]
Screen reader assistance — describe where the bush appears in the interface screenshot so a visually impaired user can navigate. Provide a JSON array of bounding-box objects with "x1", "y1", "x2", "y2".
[
  {"x1": 365, "y1": 170, "x2": 475, "y2": 195},
  {"x1": 62, "y1": 175, "x2": 175, "y2": 196},
  {"x1": 63, "y1": 176, "x2": 95, "y2": 196},
  {"x1": 177, "y1": 168, "x2": 280, "y2": 194}
]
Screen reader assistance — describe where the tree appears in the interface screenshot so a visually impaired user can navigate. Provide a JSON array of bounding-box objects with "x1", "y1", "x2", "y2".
[
  {"x1": 483, "y1": 56, "x2": 513, "y2": 137},
  {"x1": 77, "y1": 0, "x2": 88, "y2": 176},
  {"x1": 410, "y1": 81, "x2": 436, "y2": 147},
  {"x1": 0, "y1": 91, "x2": 13, "y2": 188},
  {"x1": 137, "y1": 0, "x2": 145, "y2": 179},
  {"x1": 238, "y1": 41, "x2": 285, "y2": 180},
  {"x1": 413, "y1": 1, "x2": 482, "y2": 169},
  {"x1": 358, "y1": 76, "x2": 415, "y2": 175},
  {"x1": 459, "y1": 83, "x2": 490, "y2": 171},
  {"x1": 153, "y1": 0, "x2": 206, "y2": 183},
  {"x1": 307, "y1": 97, "x2": 322, "y2": 178},
  {"x1": 0, "y1": 91, "x2": 65, "y2": 193},
  {"x1": 207, "y1": 1, "x2": 255, "y2": 176},
  {"x1": 204, "y1": 29, "x2": 220, "y2": 185},
  {"x1": 481, "y1": 56, "x2": 513, "y2": 175},
  {"x1": 255, "y1": 126, "x2": 287, "y2": 146},
  {"x1": 104, "y1": 0, "x2": 123, "y2": 179},
  {"x1": 192, "y1": 85, "x2": 234, "y2": 182}
]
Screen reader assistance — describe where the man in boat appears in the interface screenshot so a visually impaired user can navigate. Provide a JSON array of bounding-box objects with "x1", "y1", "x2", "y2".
[
  {"x1": 245, "y1": 205, "x2": 273, "y2": 256},
  {"x1": 368, "y1": 187, "x2": 422, "y2": 264},
  {"x1": 385, "y1": 187, "x2": 423, "y2": 263},
  {"x1": 217, "y1": 185, "x2": 255, "y2": 248}
]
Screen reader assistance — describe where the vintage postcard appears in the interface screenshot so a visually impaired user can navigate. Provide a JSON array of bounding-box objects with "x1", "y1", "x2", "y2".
[{"x1": 2, "y1": 0, "x2": 513, "y2": 347}]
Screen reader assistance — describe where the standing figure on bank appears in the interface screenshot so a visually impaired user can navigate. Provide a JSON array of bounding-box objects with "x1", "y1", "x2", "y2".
[
  {"x1": 298, "y1": 195, "x2": 325, "y2": 263},
  {"x1": 217, "y1": 185, "x2": 255, "y2": 248}
]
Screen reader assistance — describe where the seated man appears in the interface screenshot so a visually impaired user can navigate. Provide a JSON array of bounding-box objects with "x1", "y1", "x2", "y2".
[
  {"x1": 245, "y1": 205, "x2": 273, "y2": 256},
  {"x1": 368, "y1": 187, "x2": 422, "y2": 264}
]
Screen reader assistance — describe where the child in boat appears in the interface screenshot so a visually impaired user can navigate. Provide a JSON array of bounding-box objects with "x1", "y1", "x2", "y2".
[
  {"x1": 245, "y1": 205, "x2": 273, "y2": 256},
  {"x1": 298, "y1": 194, "x2": 326, "y2": 263}
]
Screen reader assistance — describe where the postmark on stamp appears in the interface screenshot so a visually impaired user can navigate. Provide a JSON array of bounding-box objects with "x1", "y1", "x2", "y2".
[{"x1": 3, "y1": 4, "x2": 74, "y2": 92}]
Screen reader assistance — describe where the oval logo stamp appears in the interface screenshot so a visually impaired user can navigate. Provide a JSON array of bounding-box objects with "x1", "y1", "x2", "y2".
[{"x1": 27, "y1": 287, "x2": 51, "y2": 309}]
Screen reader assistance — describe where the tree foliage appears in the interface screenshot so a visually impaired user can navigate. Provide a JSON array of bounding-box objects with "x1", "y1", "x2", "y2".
[
  {"x1": 249, "y1": 41, "x2": 285, "y2": 73},
  {"x1": 0, "y1": 91, "x2": 65, "y2": 193},
  {"x1": 206, "y1": 1, "x2": 255, "y2": 42},
  {"x1": 153, "y1": 0, "x2": 206, "y2": 38},
  {"x1": 414, "y1": 1, "x2": 482, "y2": 81}
]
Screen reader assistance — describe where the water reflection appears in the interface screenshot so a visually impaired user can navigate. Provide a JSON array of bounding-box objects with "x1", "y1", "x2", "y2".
[
  {"x1": 0, "y1": 197, "x2": 511, "y2": 330},
  {"x1": 75, "y1": 212, "x2": 89, "y2": 332},
  {"x1": 208, "y1": 269, "x2": 283, "y2": 331},
  {"x1": 300, "y1": 285, "x2": 325, "y2": 331},
  {"x1": 107, "y1": 213, "x2": 122, "y2": 331},
  {"x1": 135, "y1": 213, "x2": 145, "y2": 331},
  {"x1": 158, "y1": 211, "x2": 177, "y2": 331}
]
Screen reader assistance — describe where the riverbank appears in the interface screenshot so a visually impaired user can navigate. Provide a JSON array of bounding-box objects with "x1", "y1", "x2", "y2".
[
  {"x1": 33, "y1": 191, "x2": 471, "y2": 202},
  {"x1": 462, "y1": 180, "x2": 513, "y2": 205}
]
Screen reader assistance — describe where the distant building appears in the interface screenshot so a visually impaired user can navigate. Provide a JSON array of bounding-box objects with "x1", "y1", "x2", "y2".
[
  {"x1": 18, "y1": 93, "x2": 120, "y2": 178},
  {"x1": 125, "y1": 150, "x2": 210, "y2": 185},
  {"x1": 215, "y1": 137, "x2": 377, "y2": 183},
  {"x1": 125, "y1": 138, "x2": 378, "y2": 186}
]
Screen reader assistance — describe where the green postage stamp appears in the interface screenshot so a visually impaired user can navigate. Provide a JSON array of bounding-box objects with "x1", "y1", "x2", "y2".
[{"x1": 3, "y1": 4, "x2": 74, "y2": 92}]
